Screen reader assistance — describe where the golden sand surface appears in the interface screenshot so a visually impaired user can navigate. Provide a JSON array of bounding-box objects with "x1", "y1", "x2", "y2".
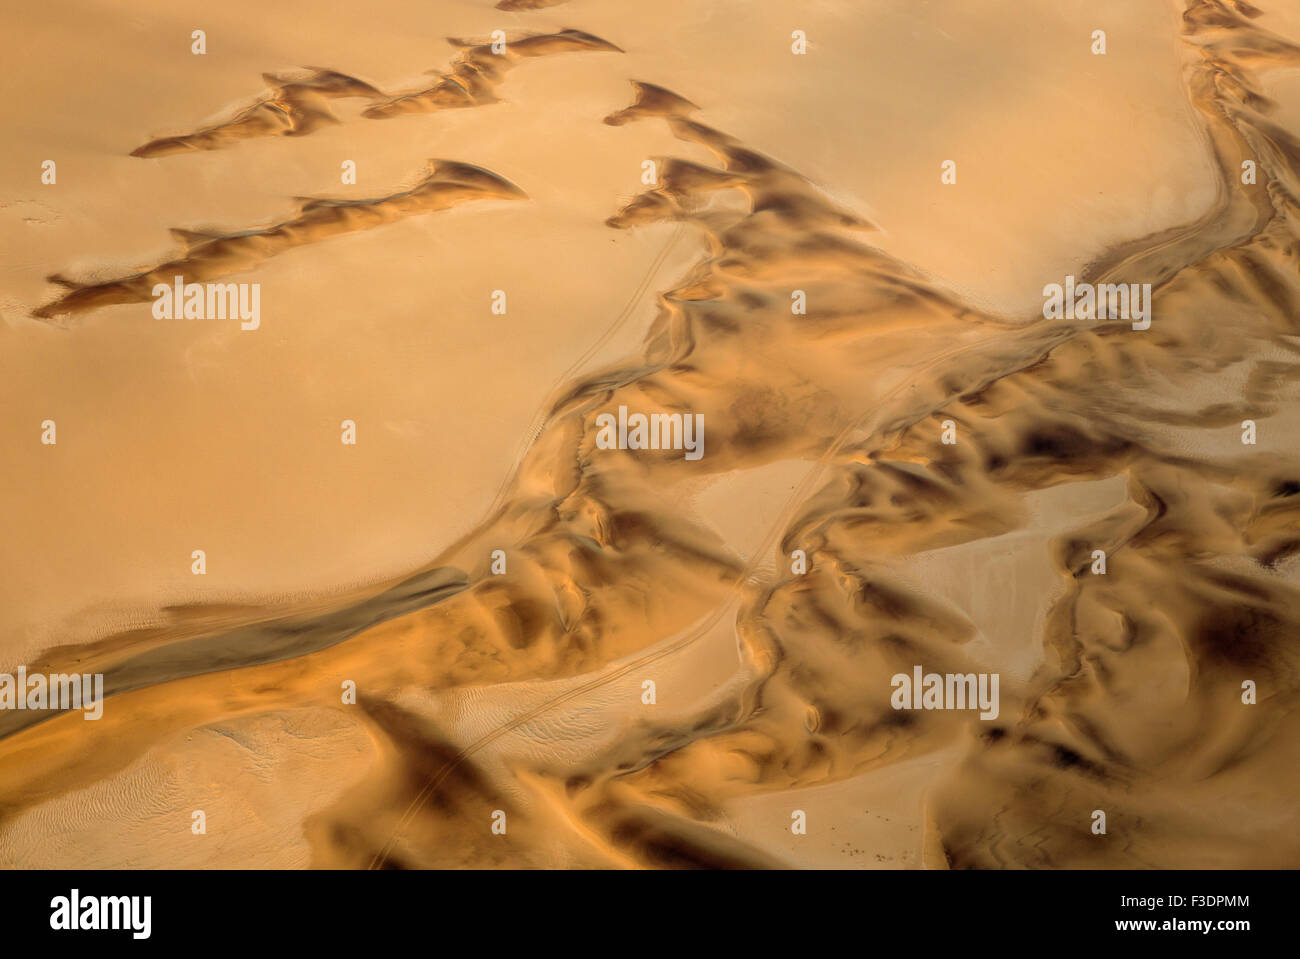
[{"x1": 1, "y1": 0, "x2": 1298, "y2": 867}]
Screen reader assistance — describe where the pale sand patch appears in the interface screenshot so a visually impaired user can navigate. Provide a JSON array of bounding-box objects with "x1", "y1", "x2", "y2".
[
  {"x1": 0, "y1": 707, "x2": 373, "y2": 867},
  {"x1": 895, "y1": 475, "x2": 1130, "y2": 678},
  {"x1": 400, "y1": 606, "x2": 749, "y2": 793},
  {"x1": 688, "y1": 459, "x2": 815, "y2": 563},
  {"x1": 722, "y1": 744, "x2": 966, "y2": 869}
]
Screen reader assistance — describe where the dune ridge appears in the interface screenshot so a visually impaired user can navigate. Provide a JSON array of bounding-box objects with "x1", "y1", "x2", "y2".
[
  {"x1": 32, "y1": 160, "x2": 527, "y2": 320},
  {"x1": 130, "y1": 30, "x2": 622, "y2": 158}
]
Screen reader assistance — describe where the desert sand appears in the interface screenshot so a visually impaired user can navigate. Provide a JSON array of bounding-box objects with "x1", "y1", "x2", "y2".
[{"x1": 1, "y1": 0, "x2": 1298, "y2": 868}]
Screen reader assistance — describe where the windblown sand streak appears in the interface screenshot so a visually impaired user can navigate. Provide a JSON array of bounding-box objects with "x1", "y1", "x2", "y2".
[{"x1": 497, "y1": 0, "x2": 571, "y2": 11}]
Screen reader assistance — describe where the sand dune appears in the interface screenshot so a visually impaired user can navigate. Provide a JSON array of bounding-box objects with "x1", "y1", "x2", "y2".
[
  {"x1": 33, "y1": 160, "x2": 527, "y2": 320},
  {"x1": 130, "y1": 68, "x2": 385, "y2": 158},
  {"x1": 497, "y1": 0, "x2": 570, "y2": 11},
  {"x1": 130, "y1": 29, "x2": 622, "y2": 157},
  {"x1": 364, "y1": 29, "x2": 622, "y2": 119}
]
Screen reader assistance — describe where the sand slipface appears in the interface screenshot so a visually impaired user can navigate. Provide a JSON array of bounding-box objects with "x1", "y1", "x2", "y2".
[{"x1": 0, "y1": 0, "x2": 1298, "y2": 870}]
